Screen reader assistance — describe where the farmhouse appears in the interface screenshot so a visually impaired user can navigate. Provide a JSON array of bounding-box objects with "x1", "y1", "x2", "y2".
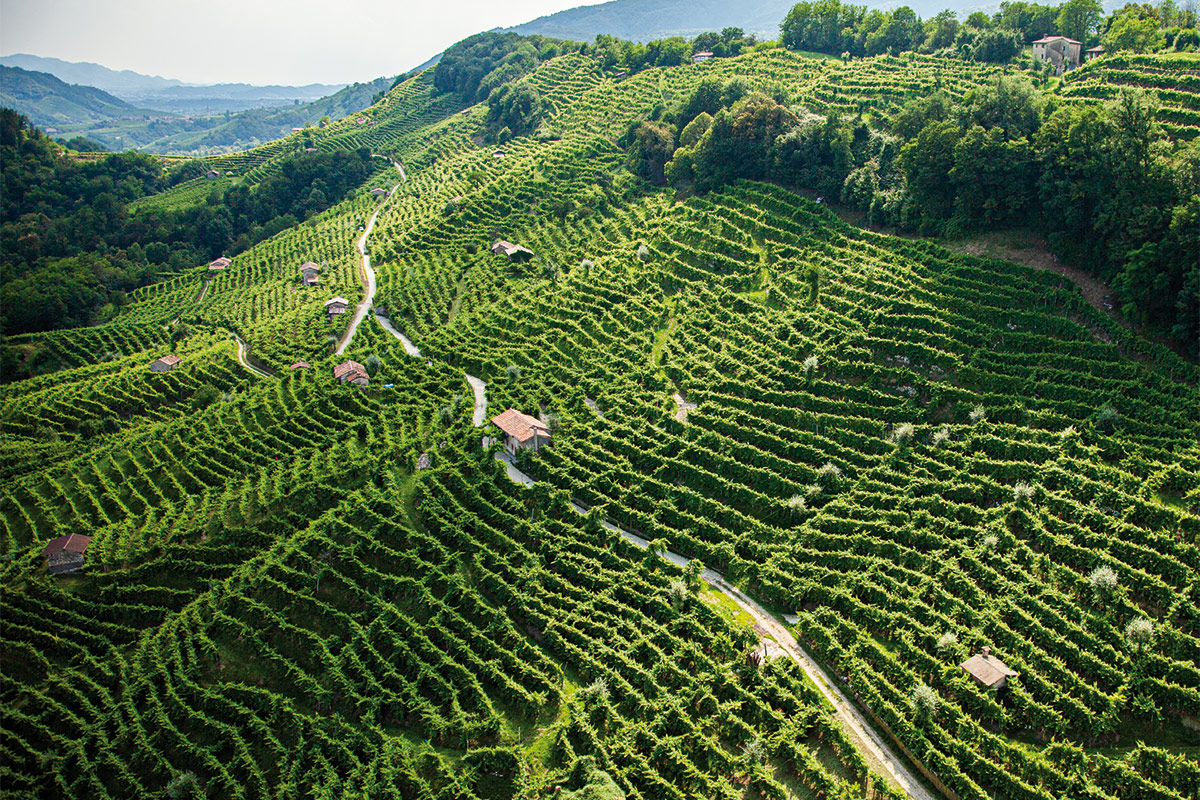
[
  {"x1": 491, "y1": 408, "x2": 551, "y2": 454},
  {"x1": 150, "y1": 354, "x2": 182, "y2": 372},
  {"x1": 205, "y1": 169, "x2": 220, "y2": 179},
  {"x1": 491, "y1": 240, "x2": 535, "y2": 262},
  {"x1": 43, "y1": 534, "x2": 92, "y2": 575},
  {"x1": 1032, "y1": 36, "x2": 1082, "y2": 71},
  {"x1": 333, "y1": 360, "x2": 369, "y2": 386},
  {"x1": 300, "y1": 261, "x2": 321, "y2": 286},
  {"x1": 692, "y1": 51, "x2": 714, "y2": 64},
  {"x1": 325, "y1": 297, "x2": 350, "y2": 315},
  {"x1": 208, "y1": 256, "x2": 232, "y2": 271},
  {"x1": 960, "y1": 647, "x2": 1018, "y2": 691}
]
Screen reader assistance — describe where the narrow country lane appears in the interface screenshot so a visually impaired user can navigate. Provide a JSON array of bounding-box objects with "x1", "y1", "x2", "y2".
[
  {"x1": 336, "y1": 159, "x2": 405, "y2": 356},
  {"x1": 231, "y1": 333, "x2": 273, "y2": 379}
]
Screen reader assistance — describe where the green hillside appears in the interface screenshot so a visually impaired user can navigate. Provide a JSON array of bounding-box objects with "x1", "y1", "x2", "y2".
[
  {"x1": 0, "y1": 65, "x2": 141, "y2": 127},
  {"x1": 1, "y1": 40, "x2": 1198, "y2": 800}
]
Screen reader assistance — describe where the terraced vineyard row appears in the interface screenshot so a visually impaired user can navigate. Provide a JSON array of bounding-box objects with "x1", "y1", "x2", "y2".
[{"x1": 1060, "y1": 52, "x2": 1200, "y2": 139}]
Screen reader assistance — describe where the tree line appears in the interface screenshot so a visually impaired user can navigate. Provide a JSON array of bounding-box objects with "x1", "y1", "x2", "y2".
[
  {"x1": 1, "y1": 109, "x2": 374, "y2": 335},
  {"x1": 781, "y1": 0, "x2": 1198, "y2": 61}
]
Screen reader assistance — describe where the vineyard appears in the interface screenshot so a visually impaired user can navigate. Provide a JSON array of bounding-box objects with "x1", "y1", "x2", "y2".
[
  {"x1": 2, "y1": 42, "x2": 1198, "y2": 800},
  {"x1": 1060, "y1": 52, "x2": 1200, "y2": 139}
]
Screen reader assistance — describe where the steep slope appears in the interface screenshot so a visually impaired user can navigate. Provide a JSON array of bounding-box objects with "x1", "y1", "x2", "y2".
[{"x1": 1, "y1": 46, "x2": 1197, "y2": 800}]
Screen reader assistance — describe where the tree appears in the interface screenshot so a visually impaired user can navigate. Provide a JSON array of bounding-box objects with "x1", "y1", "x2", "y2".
[
  {"x1": 364, "y1": 354, "x2": 383, "y2": 375},
  {"x1": 625, "y1": 121, "x2": 675, "y2": 185},
  {"x1": 900, "y1": 120, "x2": 961, "y2": 232},
  {"x1": 1056, "y1": 0, "x2": 1103, "y2": 42},
  {"x1": 1089, "y1": 565, "x2": 1119, "y2": 605},
  {"x1": 910, "y1": 682, "x2": 939, "y2": 723},
  {"x1": 1125, "y1": 616, "x2": 1155, "y2": 651},
  {"x1": 1103, "y1": 13, "x2": 1165, "y2": 52}
]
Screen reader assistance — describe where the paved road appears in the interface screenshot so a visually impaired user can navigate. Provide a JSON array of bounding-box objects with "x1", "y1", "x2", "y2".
[
  {"x1": 336, "y1": 159, "x2": 405, "y2": 356},
  {"x1": 495, "y1": 452, "x2": 938, "y2": 800}
]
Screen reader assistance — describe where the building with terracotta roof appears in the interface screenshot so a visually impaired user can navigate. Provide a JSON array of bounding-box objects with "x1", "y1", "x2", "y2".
[
  {"x1": 1032, "y1": 36, "x2": 1082, "y2": 71},
  {"x1": 300, "y1": 262, "x2": 321, "y2": 286},
  {"x1": 290, "y1": 361, "x2": 311, "y2": 370},
  {"x1": 1085, "y1": 45, "x2": 1104, "y2": 61},
  {"x1": 960, "y1": 647, "x2": 1018, "y2": 691},
  {"x1": 325, "y1": 297, "x2": 350, "y2": 315},
  {"x1": 43, "y1": 534, "x2": 92, "y2": 574},
  {"x1": 692, "y1": 51, "x2": 714, "y2": 64},
  {"x1": 491, "y1": 408, "x2": 551, "y2": 454},
  {"x1": 150, "y1": 354, "x2": 182, "y2": 372},
  {"x1": 333, "y1": 360, "x2": 369, "y2": 386},
  {"x1": 205, "y1": 169, "x2": 220, "y2": 180},
  {"x1": 208, "y1": 256, "x2": 231, "y2": 271},
  {"x1": 491, "y1": 240, "x2": 535, "y2": 263}
]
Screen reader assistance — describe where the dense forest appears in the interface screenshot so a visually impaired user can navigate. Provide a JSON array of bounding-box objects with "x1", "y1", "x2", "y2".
[{"x1": 0, "y1": 109, "x2": 374, "y2": 335}]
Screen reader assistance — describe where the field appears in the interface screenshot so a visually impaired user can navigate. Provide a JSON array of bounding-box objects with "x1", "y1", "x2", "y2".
[{"x1": 2, "y1": 46, "x2": 1198, "y2": 800}]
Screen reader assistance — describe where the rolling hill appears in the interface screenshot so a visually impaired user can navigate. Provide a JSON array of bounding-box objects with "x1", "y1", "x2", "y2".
[
  {"x1": 0, "y1": 65, "x2": 144, "y2": 129},
  {"x1": 1, "y1": 34, "x2": 1197, "y2": 800}
]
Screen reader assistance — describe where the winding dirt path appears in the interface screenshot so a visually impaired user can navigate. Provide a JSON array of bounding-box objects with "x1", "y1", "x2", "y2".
[
  {"x1": 230, "y1": 334, "x2": 273, "y2": 379},
  {"x1": 375, "y1": 315, "x2": 422, "y2": 356},
  {"x1": 336, "y1": 159, "x2": 405, "y2": 356},
  {"x1": 465, "y1": 374, "x2": 487, "y2": 427}
]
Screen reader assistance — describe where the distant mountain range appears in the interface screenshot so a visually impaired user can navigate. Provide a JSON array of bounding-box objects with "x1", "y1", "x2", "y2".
[
  {"x1": 0, "y1": 54, "x2": 344, "y2": 115},
  {"x1": 0, "y1": 64, "x2": 394, "y2": 155}
]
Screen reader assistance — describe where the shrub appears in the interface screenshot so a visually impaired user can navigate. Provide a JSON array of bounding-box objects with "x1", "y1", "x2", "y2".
[
  {"x1": 1125, "y1": 616, "x2": 1155, "y2": 650},
  {"x1": 1012, "y1": 481, "x2": 1035, "y2": 503},
  {"x1": 936, "y1": 631, "x2": 959, "y2": 658},
  {"x1": 910, "y1": 682, "x2": 939, "y2": 723},
  {"x1": 890, "y1": 422, "x2": 915, "y2": 444},
  {"x1": 1089, "y1": 565, "x2": 1118, "y2": 605},
  {"x1": 969, "y1": 404, "x2": 987, "y2": 424}
]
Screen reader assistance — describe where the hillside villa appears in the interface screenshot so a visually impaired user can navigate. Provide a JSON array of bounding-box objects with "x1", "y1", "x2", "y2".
[{"x1": 1032, "y1": 35, "x2": 1082, "y2": 71}]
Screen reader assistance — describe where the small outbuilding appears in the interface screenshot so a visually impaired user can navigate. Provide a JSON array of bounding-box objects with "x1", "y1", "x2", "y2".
[
  {"x1": 692, "y1": 51, "x2": 714, "y2": 64},
  {"x1": 492, "y1": 408, "x2": 552, "y2": 455},
  {"x1": 961, "y1": 647, "x2": 1018, "y2": 691},
  {"x1": 1085, "y1": 45, "x2": 1104, "y2": 61},
  {"x1": 325, "y1": 297, "x2": 350, "y2": 316},
  {"x1": 333, "y1": 360, "x2": 369, "y2": 386},
  {"x1": 208, "y1": 256, "x2": 231, "y2": 271},
  {"x1": 492, "y1": 150, "x2": 506, "y2": 159},
  {"x1": 205, "y1": 169, "x2": 220, "y2": 180},
  {"x1": 290, "y1": 361, "x2": 311, "y2": 370},
  {"x1": 150, "y1": 354, "x2": 182, "y2": 372},
  {"x1": 300, "y1": 261, "x2": 321, "y2": 286},
  {"x1": 43, "y1": 534, "x2": 92, "y2": 574},
  {"x1": 370, "y1": 187, "x2": 388, "y2": 197},
  {"x1": 491, "y1": 240, "x2": 535, "y2": 263}
]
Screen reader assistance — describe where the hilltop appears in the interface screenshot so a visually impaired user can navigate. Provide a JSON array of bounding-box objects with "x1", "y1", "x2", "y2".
[
  {"x1": 0, "y1": 65, "x2": 142, "y2": 128},
  {"x1": 1, "y1": 25, "x2": 1198, "y2": 800}
]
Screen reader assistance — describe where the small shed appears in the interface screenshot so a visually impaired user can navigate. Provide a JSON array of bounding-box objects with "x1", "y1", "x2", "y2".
[
  {"x1": 43, "y1": 534, "x2": 92, "y2": 574},
  {"x1": 333, "y1": 360, "x2": 369, "y2": 386},
  {"x1": 961, "y1": 647, "x2": 1018, "y2": 691},
  {"x1": 290, "y1": 361, "x2": 311, "y2": 370},
  {"x1": 208, "y1": 256, "x2": 231, "y2": 271},
  {"x1": 370, "y1": 187, "x2": 388, "y2": 197},
  {"x1": 205, "y1": 169, "x2": 220, "y2": 180},
  {"x1": 692, "y1": 51, "x2": 714, "y2": 64},
  {"x1": 1085, "y1": 45, "x2": 1104, "y2": 61},
  {"x1": 492, "y1": 150, "x2": 506, "y2": 159},
  {"x1": 150, "y1": 354, "x2": 182, "y2": 372},
  {"x1": 300, "y1": 261, "x2": 321, "y2": 286},
  {"x1": 491, "y1": 240, "x2": 535, "y2": 263},
  {"x1": 325, "y1": 297, "x2": 350, "y2": 315},
  {"x1": 491, "y1": 408, "x2": 551, "y2": 454}
]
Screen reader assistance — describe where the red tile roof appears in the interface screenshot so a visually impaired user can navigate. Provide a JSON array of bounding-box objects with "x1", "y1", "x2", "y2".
[
  {"x1": 43, "y1": 534, "x2": 92, "y2": 557},
  {"x1": 491, "y1": 408, "x2": 550, "y2": 443},
  {"x1": 208, "y1": 256, "x2": 231, "y2": 270},
  {"x1": 290, "y1": 361, "x2": 311, "y2": 369},
  {"x1": 300, "y1": 261, "x2": 320, "y2": 271},
  {"x1": 154, "y1": 354, "x2": 182, "y2": 367},
  {"x1": 333, "y1": 360, "x2": 368, "y2": 382}
]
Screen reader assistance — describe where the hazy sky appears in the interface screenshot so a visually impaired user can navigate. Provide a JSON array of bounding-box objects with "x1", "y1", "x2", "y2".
[{"x1": 0, "y1": 0, "x2": 607, "y2": 85}]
